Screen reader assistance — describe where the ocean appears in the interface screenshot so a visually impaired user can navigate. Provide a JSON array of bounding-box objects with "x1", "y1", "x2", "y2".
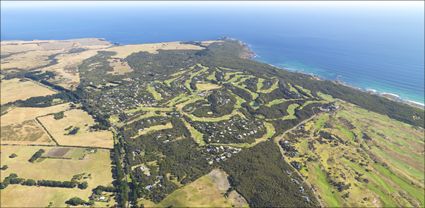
[{"x1": 1, "y1": 2, "x2": 424, "y2": 104}]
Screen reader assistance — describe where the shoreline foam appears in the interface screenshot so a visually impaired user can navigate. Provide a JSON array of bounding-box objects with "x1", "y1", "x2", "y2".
[{"x1": 249, "y1": 51, "x2": 424, "y2": 109}]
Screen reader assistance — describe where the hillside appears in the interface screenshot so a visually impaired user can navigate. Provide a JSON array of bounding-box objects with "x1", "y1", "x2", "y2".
[{"x1": 1, "y1": 38, "x2": 423, "y2": 207}]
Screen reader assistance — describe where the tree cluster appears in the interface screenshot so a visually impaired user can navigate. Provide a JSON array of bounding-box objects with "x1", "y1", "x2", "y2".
[
  {"x1": 28, "y1": 149, "x2": 45, "y2": 163},
  {"x1": 222, "y1": 141, "x2": 319, "y2": 207}
]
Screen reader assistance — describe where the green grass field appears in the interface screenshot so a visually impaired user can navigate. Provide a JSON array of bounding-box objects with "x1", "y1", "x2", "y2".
[
  {"x1": 146, "y1": 84, "x2": 162, "y2": 100},
  {"x1": 257, "y1": 78, "x2": 279, "y2": 94},
  {"x1": 182, "y1": 119, "x2": 205, "y2": 146},
  {"x1": 282, "y1": 103, "x2": 300, "y2": 120},
  {"x1": 280, "y1": 101, "x2": 424, "y2": 207}
]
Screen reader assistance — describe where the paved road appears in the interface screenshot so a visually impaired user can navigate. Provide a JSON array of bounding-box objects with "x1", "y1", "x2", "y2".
[{"x1": 273, "y1": 113, "x2": 324, "y2": 207}]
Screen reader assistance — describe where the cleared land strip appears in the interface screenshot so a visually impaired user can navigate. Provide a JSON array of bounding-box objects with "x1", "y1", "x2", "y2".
[
  {"x1": 35, "y1": 116, "x2": 59, "y2": 145},
  {"x1": 131, "y1": 122, "x2": 173, "y2": 139},
  {"x1": 265, "y1": 98, "x2": 304, "y2": 107},
  {"x1": 0, "y1": 143, "x2": 57, "y2": 148},
  {"x1": 0, "y1": 143, "x2": 113, "y2": 150},
  {"x1": 147, "y1": 84, "x2": 162, "y2": 101},
  {"x1": 183, "y1": 110, "x2": 246, "y2": 123},
  {"x1": 182, "y1": 118, "x2": 205, "y2": 146},
  {"x1": 0, "y1": 142, "x2": 113, "y2": 150}
]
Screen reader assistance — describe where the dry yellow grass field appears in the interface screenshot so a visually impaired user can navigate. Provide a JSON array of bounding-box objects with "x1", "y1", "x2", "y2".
[
  {"x1": 1, "y1": 38, "x2": 110, "y2": 55},
  {"x1": 0, "y1": 145, "x2": 114, "y2": 207},
  {"x1": 1, "y1": 49, "x2": 62, "y2": 70},
  {"x1": 200, "y1": 40, "x2": 224, "y2": 47},
  {"x1": 139, "y1": 169, "x2": 248, "y2": 207},
  {"x1": 38, "y1": 41, "x2": 78, "y2": 50},
  {"x1": 0, "y1": 103, "x2": 70, "y2": 126},
  {"x1": 1, "y1": 186, "x2": 115, "y2": 208},
  {"x1": 41, "y1": 49, "x2": 100, "y2": 89},
  {"x1": 0, "y1": 120, "x2": 54, "y2": 145},
  {"x1": 0, "y1": 42, "x2": 43, "y2": 55},
  {"x1": 0, "y1": 78, "x2": 57, "y2": 105},
  {"x1": 37, "y1": 109, "x2": 114, "y2": 149},
  {"x1": 105, "y1": 41, "x2": 205, "y2": 59},
  {"x1": 107, "y1": 58, "x2": 133, "y2": 75},
  {"x1": 68, "y1": 38, "x2": 111, "y2": 49},
  {"x1": 1, "y1": 39, "x2": 111, "y2": 89}
]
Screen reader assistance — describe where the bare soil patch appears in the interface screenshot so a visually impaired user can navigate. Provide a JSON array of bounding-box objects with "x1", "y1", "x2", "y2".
[{"x1": 43, "y1": 147, "x2": 71, "y2": 158}]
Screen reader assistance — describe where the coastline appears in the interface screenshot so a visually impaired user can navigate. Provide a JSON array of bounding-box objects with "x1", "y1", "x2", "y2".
[
  {"x1": 230, "y1": 39, "x2": 424, "y2": 110},
  {"x1": 241, "y1": 45, "x2": 424, "y2": 109},
  {"x1": 2, "y1": 37, "x2": 423, "y2": 110},
  {"x1": 264, "y1": 61, "x2": 424, "y2": 109},
  {"x1": 336, "y1": 80, "x2": 424, "y2": 109},
  {"x1": 220, "y1": 37, "x2": 256, "y2": 59}
]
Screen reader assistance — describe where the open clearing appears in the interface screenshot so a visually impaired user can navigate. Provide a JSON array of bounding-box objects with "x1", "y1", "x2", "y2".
[
  {"x1": 1, "y1": 185, "x2": 114, "y2": 208},
  {"x1": 37, "y1": 109, "x2": 114, "y2": 149},
  {"x1": 1, "y1": 42, "x2": 44, "y2": 55},
  {"x1": 1, "y1": 120, "x2": 54, "y2": 145},
  {"x1": 146, "y1": 84, "x2": 162, "y2": 101},
  {"x1": 0, "y1": 146, "x2": 112, "y2": 181},
  {"x1": 0, "y1": 103, "x2": 70, "y2": 126},
  {"x1": 107, "y1": 58, "x2": 133, "y2": 75},
  {"x1": 132, "y1": 122, "x2": 173, "y2": 138},
  {"x1": 0, "y1": 103, "x2": 69, "y2": 145},
  {"x1": 1, "y1": 78, "x2": 57, "y2": 105},
  {"x1": 104, "y1": 41, "x2": 206, "y2": 59},
  {"x1": 1, "y1": 49, "x2": 62, "y2": 71},
  {"x1": 1, "y1": 38, "x2": 110, "y2": 56},
  {"x1": 1, "y1": 38, "x2": 111, "y2": 89},
  {"x1": 1, "y1": 39, "x2": 110, "y2": 71},
  {"x1": 0, "y1": 145, "x2": 114, "y2": 207},
  {"x1": 182, "y1": 118, "x2": 205, "y2": 146},
  {"x1": 196, "y1": 82, "x2": 221, "y2": 91},
  {"x1": 200, "y1": 40, "x2": 224, "y2": 47},
  {"x1": 40, "y1": 49, "x2": 100, "y2": 90},
  {"x1": 139, "y1": 169, "x2": 248, "y2": 207}
]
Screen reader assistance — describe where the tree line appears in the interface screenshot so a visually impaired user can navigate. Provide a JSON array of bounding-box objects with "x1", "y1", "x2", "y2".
[{"x1": 0, "y1": 173, "x2": 88, "y2": 190}]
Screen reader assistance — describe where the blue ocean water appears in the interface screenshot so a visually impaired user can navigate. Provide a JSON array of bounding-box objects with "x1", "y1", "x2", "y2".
[{"x1": 1, "y1": 2, "x2": 424, "y2": 104}]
